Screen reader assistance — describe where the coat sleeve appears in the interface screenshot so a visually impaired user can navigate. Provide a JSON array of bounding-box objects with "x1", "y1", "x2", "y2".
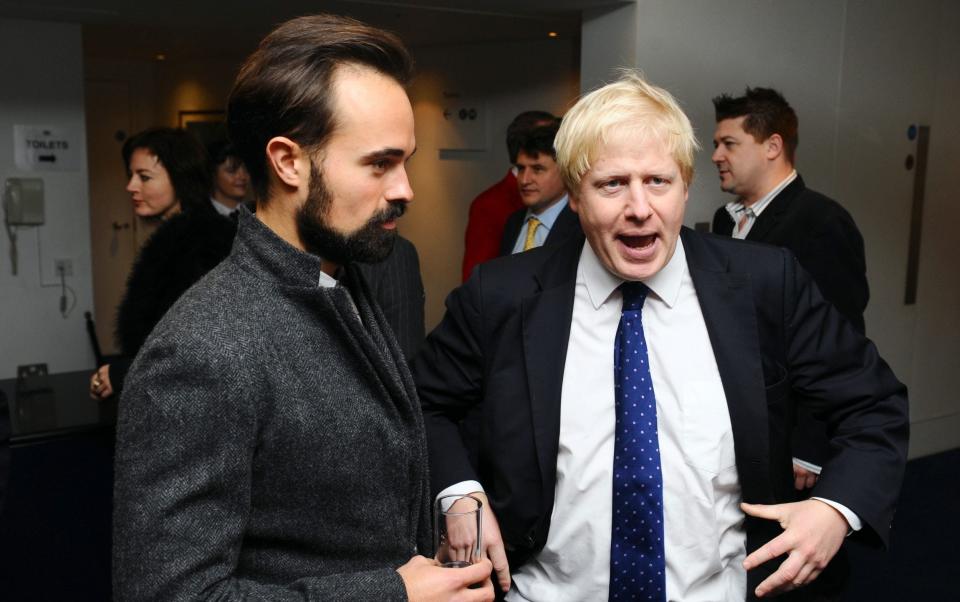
[
  {"x1": 113, "y1": 327, "x2": 408, "y2": 601},
  {"x1": 412, "y1": 272, "x2": 487, "y2": 497},
  {"x1": 781, "y1": 253, "x2": 908, "y2": 547}
]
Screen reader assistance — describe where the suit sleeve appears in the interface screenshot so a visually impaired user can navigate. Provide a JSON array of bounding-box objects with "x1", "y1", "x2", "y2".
[
  {"x1": 781, "y1": 253, "x2": 908, "y2": 547},
  {"x1": 412, "y1": 273, "x2": 486, "y2": 497},
  {"x1": 113, "y1": 329, "x2": 407, "y2": 601}
]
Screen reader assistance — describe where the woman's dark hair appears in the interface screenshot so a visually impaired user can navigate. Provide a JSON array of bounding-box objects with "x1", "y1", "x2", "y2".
[
  {"x1": 122, "y1": 127, "x2": 212, "y2": 213},
  {"x1": 227, "y1": 14, "x2": 413, "y2": 202}
]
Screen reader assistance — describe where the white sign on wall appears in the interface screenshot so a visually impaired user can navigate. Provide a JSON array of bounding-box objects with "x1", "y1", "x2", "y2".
[
  {"x1": 437, "y1": 92, "x2": 487, "y2": 151},
  {"x1": 13, "y1": 125, "x2": 80, "y2": 171}
]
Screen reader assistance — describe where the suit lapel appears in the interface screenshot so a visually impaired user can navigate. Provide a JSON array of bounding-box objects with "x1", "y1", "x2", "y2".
[
  {"x1": 746, "y1": 175, "x2": 804, "y2": 243},
  {"x1": 521, "y1": 236, "x2": 582, "y2": 491},
  {"x1": 681, "y1": 229, "x2": 773, "y2": 503}
]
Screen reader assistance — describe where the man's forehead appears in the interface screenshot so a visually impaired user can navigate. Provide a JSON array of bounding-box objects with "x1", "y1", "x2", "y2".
[{"x1": 715, "y1": 116, "x2": 748, "y2": 136}]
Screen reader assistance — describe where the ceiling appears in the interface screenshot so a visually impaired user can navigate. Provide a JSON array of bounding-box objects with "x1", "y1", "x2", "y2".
[{"x1": 0, "y1": 0, "x2": 631, "y2": 61}]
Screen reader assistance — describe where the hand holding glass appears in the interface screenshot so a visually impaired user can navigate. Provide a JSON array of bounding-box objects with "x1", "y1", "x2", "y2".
[{"x1": 435, "y1": 494, "x2": 483, "y2": 568}]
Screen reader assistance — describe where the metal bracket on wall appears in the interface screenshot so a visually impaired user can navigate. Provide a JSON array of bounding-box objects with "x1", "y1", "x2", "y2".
[{"x1": 904, "y1": 125, "x2": 929, "y2": 305}]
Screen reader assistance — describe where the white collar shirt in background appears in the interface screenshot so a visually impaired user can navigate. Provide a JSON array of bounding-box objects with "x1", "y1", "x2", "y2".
[
  {"x1": 511, "y1": 194, "x2": 569, "y2": 254},
  {"x1": 724, "y1": 169, "x2": 797, "y2": 239}
]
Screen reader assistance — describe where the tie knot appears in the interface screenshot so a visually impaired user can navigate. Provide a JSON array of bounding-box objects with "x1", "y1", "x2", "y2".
[{"x1": 619, "y1": 281, "x2": 649, "y2": 311}]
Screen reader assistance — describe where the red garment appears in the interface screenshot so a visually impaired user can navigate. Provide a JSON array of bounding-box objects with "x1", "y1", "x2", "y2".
[{"x1": 461, "y1": 170, "x2": 523, "y2": 282}]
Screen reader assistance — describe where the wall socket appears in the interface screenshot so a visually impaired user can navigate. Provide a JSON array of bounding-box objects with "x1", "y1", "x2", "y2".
[{"x1": 54, "y1": 258, "x2": 73, "y2": 277}]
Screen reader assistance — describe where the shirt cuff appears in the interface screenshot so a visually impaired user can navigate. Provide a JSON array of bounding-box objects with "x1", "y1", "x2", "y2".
[
  {"x1": 436, "y1": 480, "x2": 485, "y2": 511},
  {"x1": 792, "y1": 457, "x2": 823, "y2": 474},
  {"x1": 812, "y1": 497, "x2": 862, "y2": 533}
]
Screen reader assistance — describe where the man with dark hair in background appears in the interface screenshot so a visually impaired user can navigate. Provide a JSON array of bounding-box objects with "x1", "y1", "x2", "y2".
[
  {"x1": 112, "y1": 14, "x2": 493, "y2": 601},
  {"x1": 710, "y1": 87, "x2": 869, "y2": 491},
  {"x1": 461, "y1": 110, "x2": 555, "y2": 281},
  {"x1": 499, "y1": 117, "x2": 581, "y2": 256}
]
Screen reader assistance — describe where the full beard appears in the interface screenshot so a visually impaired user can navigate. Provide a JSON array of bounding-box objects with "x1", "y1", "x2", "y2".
[{"x1": 296, "y1": 161, "x2": 405, "y2": 265}]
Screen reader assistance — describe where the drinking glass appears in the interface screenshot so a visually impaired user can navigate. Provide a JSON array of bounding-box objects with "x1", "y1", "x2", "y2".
[{"x1": 434, "y1": 494, "x2": 483, "y2": 568}]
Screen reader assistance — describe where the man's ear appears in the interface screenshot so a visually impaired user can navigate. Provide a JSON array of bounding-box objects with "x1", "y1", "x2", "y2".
[
  {"x1": 567, "y1": 189, "x2": 580, "y2": 213},
  {"x1": 765, "y1": 134, "x2": 784, "y2": 161},
  {"x1": 265, "y1": 137, "x2": 307, "y2": 188}
]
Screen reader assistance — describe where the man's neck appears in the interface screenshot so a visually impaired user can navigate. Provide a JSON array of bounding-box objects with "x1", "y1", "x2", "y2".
[
  {"x1": 529, "y1": 193, "x2": 567, "y2": 216},
  {"x1": 741, "y1": 164, "x2": 794, "y2": 207},
  {"x1": 256, "y1": 200, "x2": 340, "y2": 278}
]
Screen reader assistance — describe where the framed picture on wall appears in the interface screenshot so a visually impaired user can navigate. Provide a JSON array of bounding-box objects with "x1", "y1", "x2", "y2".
[{"x1": 178, "y1": 110, "x2": 227, "y2": 148}]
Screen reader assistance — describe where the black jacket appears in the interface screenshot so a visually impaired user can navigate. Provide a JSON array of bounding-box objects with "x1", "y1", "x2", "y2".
[{"x1": 109, "y1": 207, "x2": 236, "y2": 392}]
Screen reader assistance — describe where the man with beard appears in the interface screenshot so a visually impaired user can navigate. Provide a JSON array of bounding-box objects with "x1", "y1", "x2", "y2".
[{"x1": 112, "y1": 14, "x2": 493, "y2": 601}]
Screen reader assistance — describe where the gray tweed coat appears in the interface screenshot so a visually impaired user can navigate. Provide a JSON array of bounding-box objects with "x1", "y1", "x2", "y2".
[{"x1": 113, "y1": 209, "x2": 431, "y2": 600}]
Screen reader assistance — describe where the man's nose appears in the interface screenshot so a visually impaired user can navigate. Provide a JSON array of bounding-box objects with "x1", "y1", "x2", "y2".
[
  {"x1": 711, "y1": 145, "x2": 723, "y2": 163},
  {"x1": 624, "y1": 184, "x2": 653, "y2": 220},
  {"x1": 388, "y1": 167, "x2": 414, "y2": 204}
]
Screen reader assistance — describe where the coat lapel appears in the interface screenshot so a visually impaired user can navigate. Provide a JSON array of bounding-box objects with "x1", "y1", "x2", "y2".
[
  {"x1": 681, "y1": 229, "x2": 773, "y2": 503},
  {"x1": 746, "y1": 175, "x2": 804, "y2": 243},
  {"x1": 521, "y1": 236, "x2": 583, "y2": 491}
]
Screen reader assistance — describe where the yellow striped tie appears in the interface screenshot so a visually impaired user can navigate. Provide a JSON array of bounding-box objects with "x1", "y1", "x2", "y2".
[{"x1": 522, "y1": 217, "x2": 541, "y2": 251}]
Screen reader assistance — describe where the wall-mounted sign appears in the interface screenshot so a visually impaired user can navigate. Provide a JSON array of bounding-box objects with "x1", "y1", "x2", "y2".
[
  {"x1": 13, "y1": 125, "x2": 81, "y2": 172},
  {"x1": 437, "y1": 92, "x2": 487, "y2": 151}
]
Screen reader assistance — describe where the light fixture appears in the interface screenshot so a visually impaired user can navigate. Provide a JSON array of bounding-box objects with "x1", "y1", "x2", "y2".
[
  {"x1": 155, "y1": 53, "x2": 166, "y2": 61},
  {"x1": 548, "y1": 32, "x2": 558, "y2": 38}
]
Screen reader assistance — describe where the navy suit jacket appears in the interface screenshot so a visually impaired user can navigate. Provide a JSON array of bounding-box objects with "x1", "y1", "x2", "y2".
[
  {"x1": 414, "y1": 228, "x2": 907, "y2": 600},
  {"x1": 498, "y1": 203, "x2": 582, "y2": 257},
  {"x1": 712, "y1": 175, "x2": 869, "y2": 464}
]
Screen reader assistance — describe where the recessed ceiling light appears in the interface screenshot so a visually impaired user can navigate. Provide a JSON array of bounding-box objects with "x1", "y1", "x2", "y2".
[
  {"x1": 548, "y1": 32, "x2": 558, "y2": 38},
  {"x1": 155, "y1": 53, "x2": 166, "y2": 61}
]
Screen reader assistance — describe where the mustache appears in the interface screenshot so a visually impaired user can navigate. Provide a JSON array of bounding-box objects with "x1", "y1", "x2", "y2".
[{"x1": 370, "y1": 202, "x2": 406, "y2": 225}]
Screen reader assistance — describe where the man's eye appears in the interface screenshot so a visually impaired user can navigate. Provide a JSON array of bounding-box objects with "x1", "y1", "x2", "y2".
[
  {"x1": 648, "y1": 176, "x2": 669, "y2": 187},
  {"x1": 600, "y1": 179, "x2": 624, "y2": 191},
  {"x1": 372, "y1": 159, "x2": 390, "y2": 170}
]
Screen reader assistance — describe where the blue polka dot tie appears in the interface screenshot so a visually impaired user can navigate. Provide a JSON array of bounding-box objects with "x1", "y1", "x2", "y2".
[{"x1": 609, "y1": 281, "x2": 666, "y2": 601}]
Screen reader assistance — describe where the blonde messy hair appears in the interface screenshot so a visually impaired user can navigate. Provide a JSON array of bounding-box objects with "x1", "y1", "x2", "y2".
[{"x1": 555, "y1": 71, "x2": 699, "y2": 192}]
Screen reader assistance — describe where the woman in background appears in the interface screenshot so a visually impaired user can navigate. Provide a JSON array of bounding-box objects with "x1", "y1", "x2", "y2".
[{"x1": 89, "y1": 128, "x2": 236, "y2": 399}]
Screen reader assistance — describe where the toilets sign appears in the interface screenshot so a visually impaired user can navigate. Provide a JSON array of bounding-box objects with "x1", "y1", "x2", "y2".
[{"x1": 14, "y1": 125, "x2": 80, "y2": 171}]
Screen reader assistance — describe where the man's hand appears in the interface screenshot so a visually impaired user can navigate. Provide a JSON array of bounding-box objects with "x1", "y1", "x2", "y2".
[
  {"x1": 398, "y1": 555, "x2": 494, "y2": 602},
  {"x1": 792, "y1": 463, "x2": 818, "y2": 490},
  {"x1": 468, "y1": 492, "x2": 511, "y2": 593},
  {"x1": 741, "y1": 499, "x2": 848, "y2": 598}
]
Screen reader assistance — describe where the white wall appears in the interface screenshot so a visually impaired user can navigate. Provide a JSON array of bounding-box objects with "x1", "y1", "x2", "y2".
[
  {"x1": 581, "y1": 0, "x2": 960, "y2": 458},
  {"x1": 404, "y1": 38, "x2": 580, "y2": 328},
  {"x1": 0, "y1": 19, "x2": 95, "y2": 380}
]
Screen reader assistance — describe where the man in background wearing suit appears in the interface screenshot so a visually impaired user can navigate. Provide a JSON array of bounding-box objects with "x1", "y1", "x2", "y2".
[
  {"x1": 414, "y1": 73, "x2": 907, "y2": 601},
  {"x1": 499, "y1": 118, "x2": 582, "y2": 256},
  {"x1": 112, "y1": 14, "x2": 492, "y2": 601},
  {"x1": 462, "y1": 110, "x2": 557, "y2": 282},
  {"x1": 710, "y1": 87, "x2": 869, "y2": 489},
  {"x1": 357, "y1": 235, "x2": 425, "y2": 361}
]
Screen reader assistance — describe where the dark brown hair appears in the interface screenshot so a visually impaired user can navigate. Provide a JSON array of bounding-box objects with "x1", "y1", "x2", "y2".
[
  {"x1": 713, "y1": 87, "x2": 799, "y2": 163},
  {"x1": 122, "y1": 127, "x2": 211, "y2": 213},
  {"x1": 227, "y1": 14, "x2": 414, "y2": 201}
]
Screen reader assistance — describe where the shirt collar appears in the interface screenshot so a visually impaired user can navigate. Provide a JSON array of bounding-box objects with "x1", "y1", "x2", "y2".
[
  {"x1": 526, "y1": 194, "x2": 569, "y2": 229},
  {"x1": 579, "y1": 235, "x2": 686, "y2": 310},
  {"x1": 724, "y1": 169, "x2": 797, "y2": 220}
]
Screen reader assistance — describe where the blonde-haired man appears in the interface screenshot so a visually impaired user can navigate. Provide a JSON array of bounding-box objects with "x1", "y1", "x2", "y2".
[{"x1": 414, "y1": 72, "x2": 907, "y2": 601}]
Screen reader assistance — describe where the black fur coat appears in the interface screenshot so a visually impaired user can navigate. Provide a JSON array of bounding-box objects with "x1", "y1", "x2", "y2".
[{"x1": 109, "y1": 207, "x2": 236, "y2": 391}]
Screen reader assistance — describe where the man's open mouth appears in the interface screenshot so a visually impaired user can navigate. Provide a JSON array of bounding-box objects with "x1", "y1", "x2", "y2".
[{"x1": 619, "y1": 234, "x2": 657, "y2": 249}]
